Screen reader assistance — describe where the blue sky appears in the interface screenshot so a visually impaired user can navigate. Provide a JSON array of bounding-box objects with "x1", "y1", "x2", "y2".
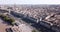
[{"x1": 0, "y1": 0, "x2": 60, "y2": 4}]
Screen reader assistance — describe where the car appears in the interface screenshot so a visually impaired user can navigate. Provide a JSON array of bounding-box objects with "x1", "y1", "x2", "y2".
[
  {"x1": 6, "y1": 28, "x2": 13, "y2": 32},
  {"x1": 14, "y1": 22, "x2": 20, "y2": 26}
]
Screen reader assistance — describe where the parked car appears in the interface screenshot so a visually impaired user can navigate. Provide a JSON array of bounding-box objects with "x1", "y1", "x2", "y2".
[
  {"x1": 14, "y1": 22, "x2": 20, "y2": 26},
  {"x1": 6, "y1": 28, "x2": 13, "y2": 32}
]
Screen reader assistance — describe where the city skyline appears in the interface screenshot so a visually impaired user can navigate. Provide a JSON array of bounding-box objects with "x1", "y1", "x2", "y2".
[{"x1": 0, "y1": 0, "x2": 60, "y2": 5}]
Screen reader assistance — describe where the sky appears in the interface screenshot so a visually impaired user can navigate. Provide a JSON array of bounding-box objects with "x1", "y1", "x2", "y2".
[{"x1": 0, "y1": 0, "x2": 60, "y2": 5}]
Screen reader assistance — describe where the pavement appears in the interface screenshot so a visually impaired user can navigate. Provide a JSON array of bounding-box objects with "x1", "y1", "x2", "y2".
[
  {"x1": 12, "y1": 24, "x2": 33, "y2": 32},
  {"x1": 0, "y1": 19, "x2": 11, "y2": 32}
]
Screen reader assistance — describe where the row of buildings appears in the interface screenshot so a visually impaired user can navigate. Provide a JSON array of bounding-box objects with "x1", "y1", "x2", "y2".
[{"x1": 10, "y1": 11, "x2": 60, "y2": 32}]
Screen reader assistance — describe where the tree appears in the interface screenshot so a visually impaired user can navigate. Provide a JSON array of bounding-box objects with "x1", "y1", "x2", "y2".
[
  {"x1": 3, "y1": 16, "x2": 9, "y2": 21},
  {"x1": 32, "y1": 30, "x2": 36, "y2": 32},
  {"x1": 8, "y1": 18, "x2": 15, "y2": 25},
  {"x1": 0, "y1": 14, "x2": 15, "y2": 25}
]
